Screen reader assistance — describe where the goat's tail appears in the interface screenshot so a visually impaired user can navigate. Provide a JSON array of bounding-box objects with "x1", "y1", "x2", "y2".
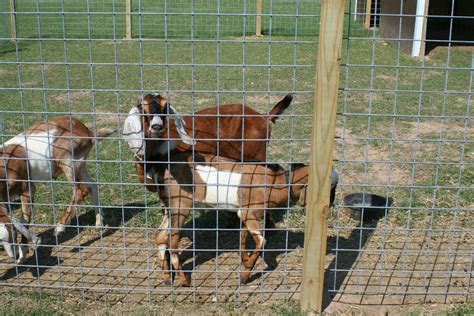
[
  {"x1": 95, "y1": 128, "x2": 116, "y2": 139},
  {"x1": 269, "y1": 94, "x2": 293, "y2": 123}
]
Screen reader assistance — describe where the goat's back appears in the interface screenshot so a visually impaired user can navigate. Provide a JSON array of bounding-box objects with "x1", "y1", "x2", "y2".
[
  {"x1": 159, "y1": 153, "x2": 289, "y2": 210},
  {"x1": 2, "y1": 117, "x2": 95, "y2": 180},
  {"x1": 166, "y1": 104, "x2": 274, "y2": 162}
]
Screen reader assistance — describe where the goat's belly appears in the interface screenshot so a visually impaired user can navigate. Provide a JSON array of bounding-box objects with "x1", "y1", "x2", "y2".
[
  {"x1": 195, "y1": 165, "x2": 241, "y2": 208},
  {"x1": 5, "y1": 131, "x2": 58, "y2": 180}
]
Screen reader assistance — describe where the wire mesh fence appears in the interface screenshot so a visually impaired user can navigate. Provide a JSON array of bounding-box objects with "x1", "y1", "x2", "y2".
[
  {"x1": 10, "y1": 0, "x2": 320, "y2": 39},
  {"x1": 0, "y1": 0, "x2": 472, "y2": 311}
]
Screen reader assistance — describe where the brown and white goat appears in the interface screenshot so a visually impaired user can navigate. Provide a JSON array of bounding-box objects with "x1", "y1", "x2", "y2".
[
  {"x1": 154, "y1": 152, "x2": 338, "y2": 286},
  {"x1": 0, "y1": 203, "x2": 40, "y2": 264},
  {"x1": 0, "y1": 117, "x2": 115, "y2": 236},
  {"x1": 123, "y1": 94, "x2": 293, "y2": 192}
]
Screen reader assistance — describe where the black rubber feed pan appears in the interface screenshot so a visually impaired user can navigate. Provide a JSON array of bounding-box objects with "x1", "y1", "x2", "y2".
[{"x1": 344, "y1": 193, "x2": 392, "y2": 222}]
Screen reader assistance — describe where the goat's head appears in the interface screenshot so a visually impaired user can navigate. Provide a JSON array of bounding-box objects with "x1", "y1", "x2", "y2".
[
  {"x1": 289, "y1": 164, "x2": 338, "y2": 207},
  {"x1": 138, "y1": 94, "x2": 169, "y2": 138},
  {"x1": 123, "y1": 94, "x2": 194, "y2": 159},
  {"x1": 0, "y1": 205, "x2": 15, "y2": 260},
  {"x1": 0, "y1": 204, "x2": 40, "y2": 264}
]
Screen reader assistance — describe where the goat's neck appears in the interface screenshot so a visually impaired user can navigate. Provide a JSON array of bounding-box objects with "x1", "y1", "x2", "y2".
[{"x1": 289, "y1": 166, "x2": 309, "y2": 201}]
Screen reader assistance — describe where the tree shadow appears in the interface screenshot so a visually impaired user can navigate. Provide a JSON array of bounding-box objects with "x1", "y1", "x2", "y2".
[{"x1": 0, "y1": 203, "x2": 147, "y2": 280}]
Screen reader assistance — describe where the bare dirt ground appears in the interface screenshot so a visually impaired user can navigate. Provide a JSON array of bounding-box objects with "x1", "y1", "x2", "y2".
[
  {"x1": 0, "y1": 210, "x2": 471, "y2": 314},
  {"x1": 0, "y1": 121, "x2": 471, "y2": 314}
]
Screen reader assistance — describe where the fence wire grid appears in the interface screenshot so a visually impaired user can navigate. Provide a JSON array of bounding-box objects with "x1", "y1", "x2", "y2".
[{"x1": 0, "y1": 0, "x2": 472, "y2": 310}]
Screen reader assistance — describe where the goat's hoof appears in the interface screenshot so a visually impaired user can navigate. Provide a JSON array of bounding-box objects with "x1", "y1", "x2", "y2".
[
  {"x1": 178, "y1": 277, "x2": 191, "y2": 287},
  {"x1": 239, "y1": 271, "x2": 251, "y2": 284},
  {"x1": 163, "y1": 279, "x2": 173, "y2": 286}
]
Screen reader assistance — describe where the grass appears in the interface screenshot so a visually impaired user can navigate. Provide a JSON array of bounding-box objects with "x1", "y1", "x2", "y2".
[
  {"x1": 0, "y1": 290, "x2": 305, "y2": 315},
  {"x1": 0, "y1": 13, "x2": 471, "y2": 243},
  {"x1": 10, "y1": 0, "x2": 321, "y2": 39}
]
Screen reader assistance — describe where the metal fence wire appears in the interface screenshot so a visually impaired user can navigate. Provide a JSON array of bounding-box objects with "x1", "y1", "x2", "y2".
[{"x1": 0, "y1": 0, "x2": 472, "y2": 309}]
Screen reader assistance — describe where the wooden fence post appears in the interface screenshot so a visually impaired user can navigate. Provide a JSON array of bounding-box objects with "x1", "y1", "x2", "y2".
[
  {"x1": 125, "y1": 0, "x2": 132, "y2": 39},
  {"x1": 364, "y1": 0, "x2": 372, "y2": 28},
  {"x1": 9, "y1": 0, "x2": 16, "y2": 40},
  {"x1": 300, "y1": 0, "x2": 345, "y2": 313},
  {"x1": 256, "y1": 0, "x2": 262, "y2": 36}
]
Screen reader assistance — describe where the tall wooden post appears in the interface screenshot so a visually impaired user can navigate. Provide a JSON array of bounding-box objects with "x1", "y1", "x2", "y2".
[
  {"x1": 9, "y1": 0, "x2": 16, "y2": 40},
  {"x1": 125, "y1": 0, "x2": 132, "y2": 39},
  {"x1": 300, "y1": 0, "x2": 345, "y2": 314},
  {"x1": 364, "y1": 0, "x2": 372, "y2": 28},
  {"x1": 256, "y1": 0, "x2": 262, "y2": 36}
]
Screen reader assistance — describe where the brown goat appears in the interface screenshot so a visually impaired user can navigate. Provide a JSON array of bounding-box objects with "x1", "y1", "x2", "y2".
[
  {"x1": 123, "y1": 94, "x2": 293, "y2": 192},
  {"x1": 154, "y1": 152, "x2": 316, "y2": 286},
  {"x1": 0, "y1": 117, "x2": 115, "y2": 236}
]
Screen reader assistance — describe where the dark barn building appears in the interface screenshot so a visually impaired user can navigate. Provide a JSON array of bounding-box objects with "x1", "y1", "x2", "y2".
[{"x1": 357, "y1": 0, "x2": 474, "y2": 57}]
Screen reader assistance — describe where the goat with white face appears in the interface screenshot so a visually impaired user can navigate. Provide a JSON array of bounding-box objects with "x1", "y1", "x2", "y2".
[
  {"x1": 123, "y1": 94, "x2": 194, "y2": 191},
  {"x1": 154, "y1": 152, "x2": 338, "y2": 286},
  {"x1": 123, "y1": 94, "x2": 293, "y2": 193},
  {"x1": 0, "y1": 203, "x2": 40, "y2": 264},
  {"x1": 0, "y1": 117, "x2": 115, "y2": 236}
]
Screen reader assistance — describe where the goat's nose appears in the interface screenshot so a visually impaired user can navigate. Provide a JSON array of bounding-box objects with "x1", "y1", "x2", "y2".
[{"x1": 151, "y1": 124, "x2": 163, "y2": 131}]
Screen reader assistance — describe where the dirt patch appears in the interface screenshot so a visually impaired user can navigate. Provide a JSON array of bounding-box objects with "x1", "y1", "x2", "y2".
[
  {"x1": 246, "y1": 95, "x2": 288, "y2": 106},
  {"x1": 335, "y1": 127, "x2": 416, "y2": 186},
  {"x1": 0, "y1": 68, "x2": 10, "y2": 76},
  {"x1": 0, "y1": 213, "x2": 470, "y2": 313},
  {"x1": 94, "y1": 113, "x2": 122, "y2": 125},
  {"x1": 376, "y1": 74, "x2": 397, "y2": 82},
  {"x1": 51, "y1": 90, "x2": 92, "y2": 103},
  {"x1": 404, "y1": 121, "x2": 473, "y2": 138}
]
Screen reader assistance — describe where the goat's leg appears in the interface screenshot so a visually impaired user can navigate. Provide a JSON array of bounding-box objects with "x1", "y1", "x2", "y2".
[
  {"x1": 169, "y1": 209, "x2": 191, "y2": 287},
  {"x1": 18, "y1": 187, "x2": 35, "y2": 262},
  {"x1": 20, "y1": 185, "x2": 35, "y2": 223},
  {"x1": 239, "y1": 218, "x2": 265, "y2": 284},
  {"x1": 157, "y1": 208, "x2": 191, "y2": 286},
  {"x1": 136, "y1": 163, "x2": 159, "y2": 192},
  {"x1": 55, "y1": 164, "x2": 85, "y2": 236},
  {"x1": 79, "y1": 166, "x2": 103, "y2": 228},
  {"x1": 240, "y1": 228, "x2": 251, "y2": 263},
  {"x1": 156, "y1": 212, "x2": 173, "y2": 285},
  {"x1": 168, "y1": 228, "x2": 190, "y2": 287}
]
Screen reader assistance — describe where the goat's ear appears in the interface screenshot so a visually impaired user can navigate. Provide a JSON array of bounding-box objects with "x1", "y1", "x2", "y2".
[
  {"x1": 123, "y1": 106, "x2": 145, "y2": 157},
  {"x1": 167, "y1": 105, "x2": 196, "y2": 146},
  {"x1": 136, "y1": 97, "x2": 144, "y2": 111},
  {"x1": 154, "y1": 95, "x2": 168, "y2": 109}
]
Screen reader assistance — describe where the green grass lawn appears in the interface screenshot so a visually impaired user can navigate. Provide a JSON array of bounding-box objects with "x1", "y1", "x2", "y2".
[
  {"x1": 11, "y1": 0, "x2": 321, "y2": 39},
  {"x1": 0, "y1": 34, "x2": 471, "y2": 233}
]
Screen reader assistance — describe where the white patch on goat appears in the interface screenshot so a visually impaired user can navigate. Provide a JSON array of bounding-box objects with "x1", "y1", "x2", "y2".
[
  {"x1": 5, "y1": 130, "x2": 58, "y2": 180},
  {"x1": 0, "y1": 223, "x2": 13, "y2": 259},
  {"x1": 195, "y1": 165, "x2": 241, "y2": 209},
  {"x1": 249, "y1": 229, "x2": 266, "y2": 249},
  {"x1": 170, "y1": 253, "x2": 180, "y2": 267},
  {"x1": 16, "y1": 245, "x2": 28, "y2": 264},
  {"x1": 158, "y1": 244, "x2": 167, "y2": 261}
]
